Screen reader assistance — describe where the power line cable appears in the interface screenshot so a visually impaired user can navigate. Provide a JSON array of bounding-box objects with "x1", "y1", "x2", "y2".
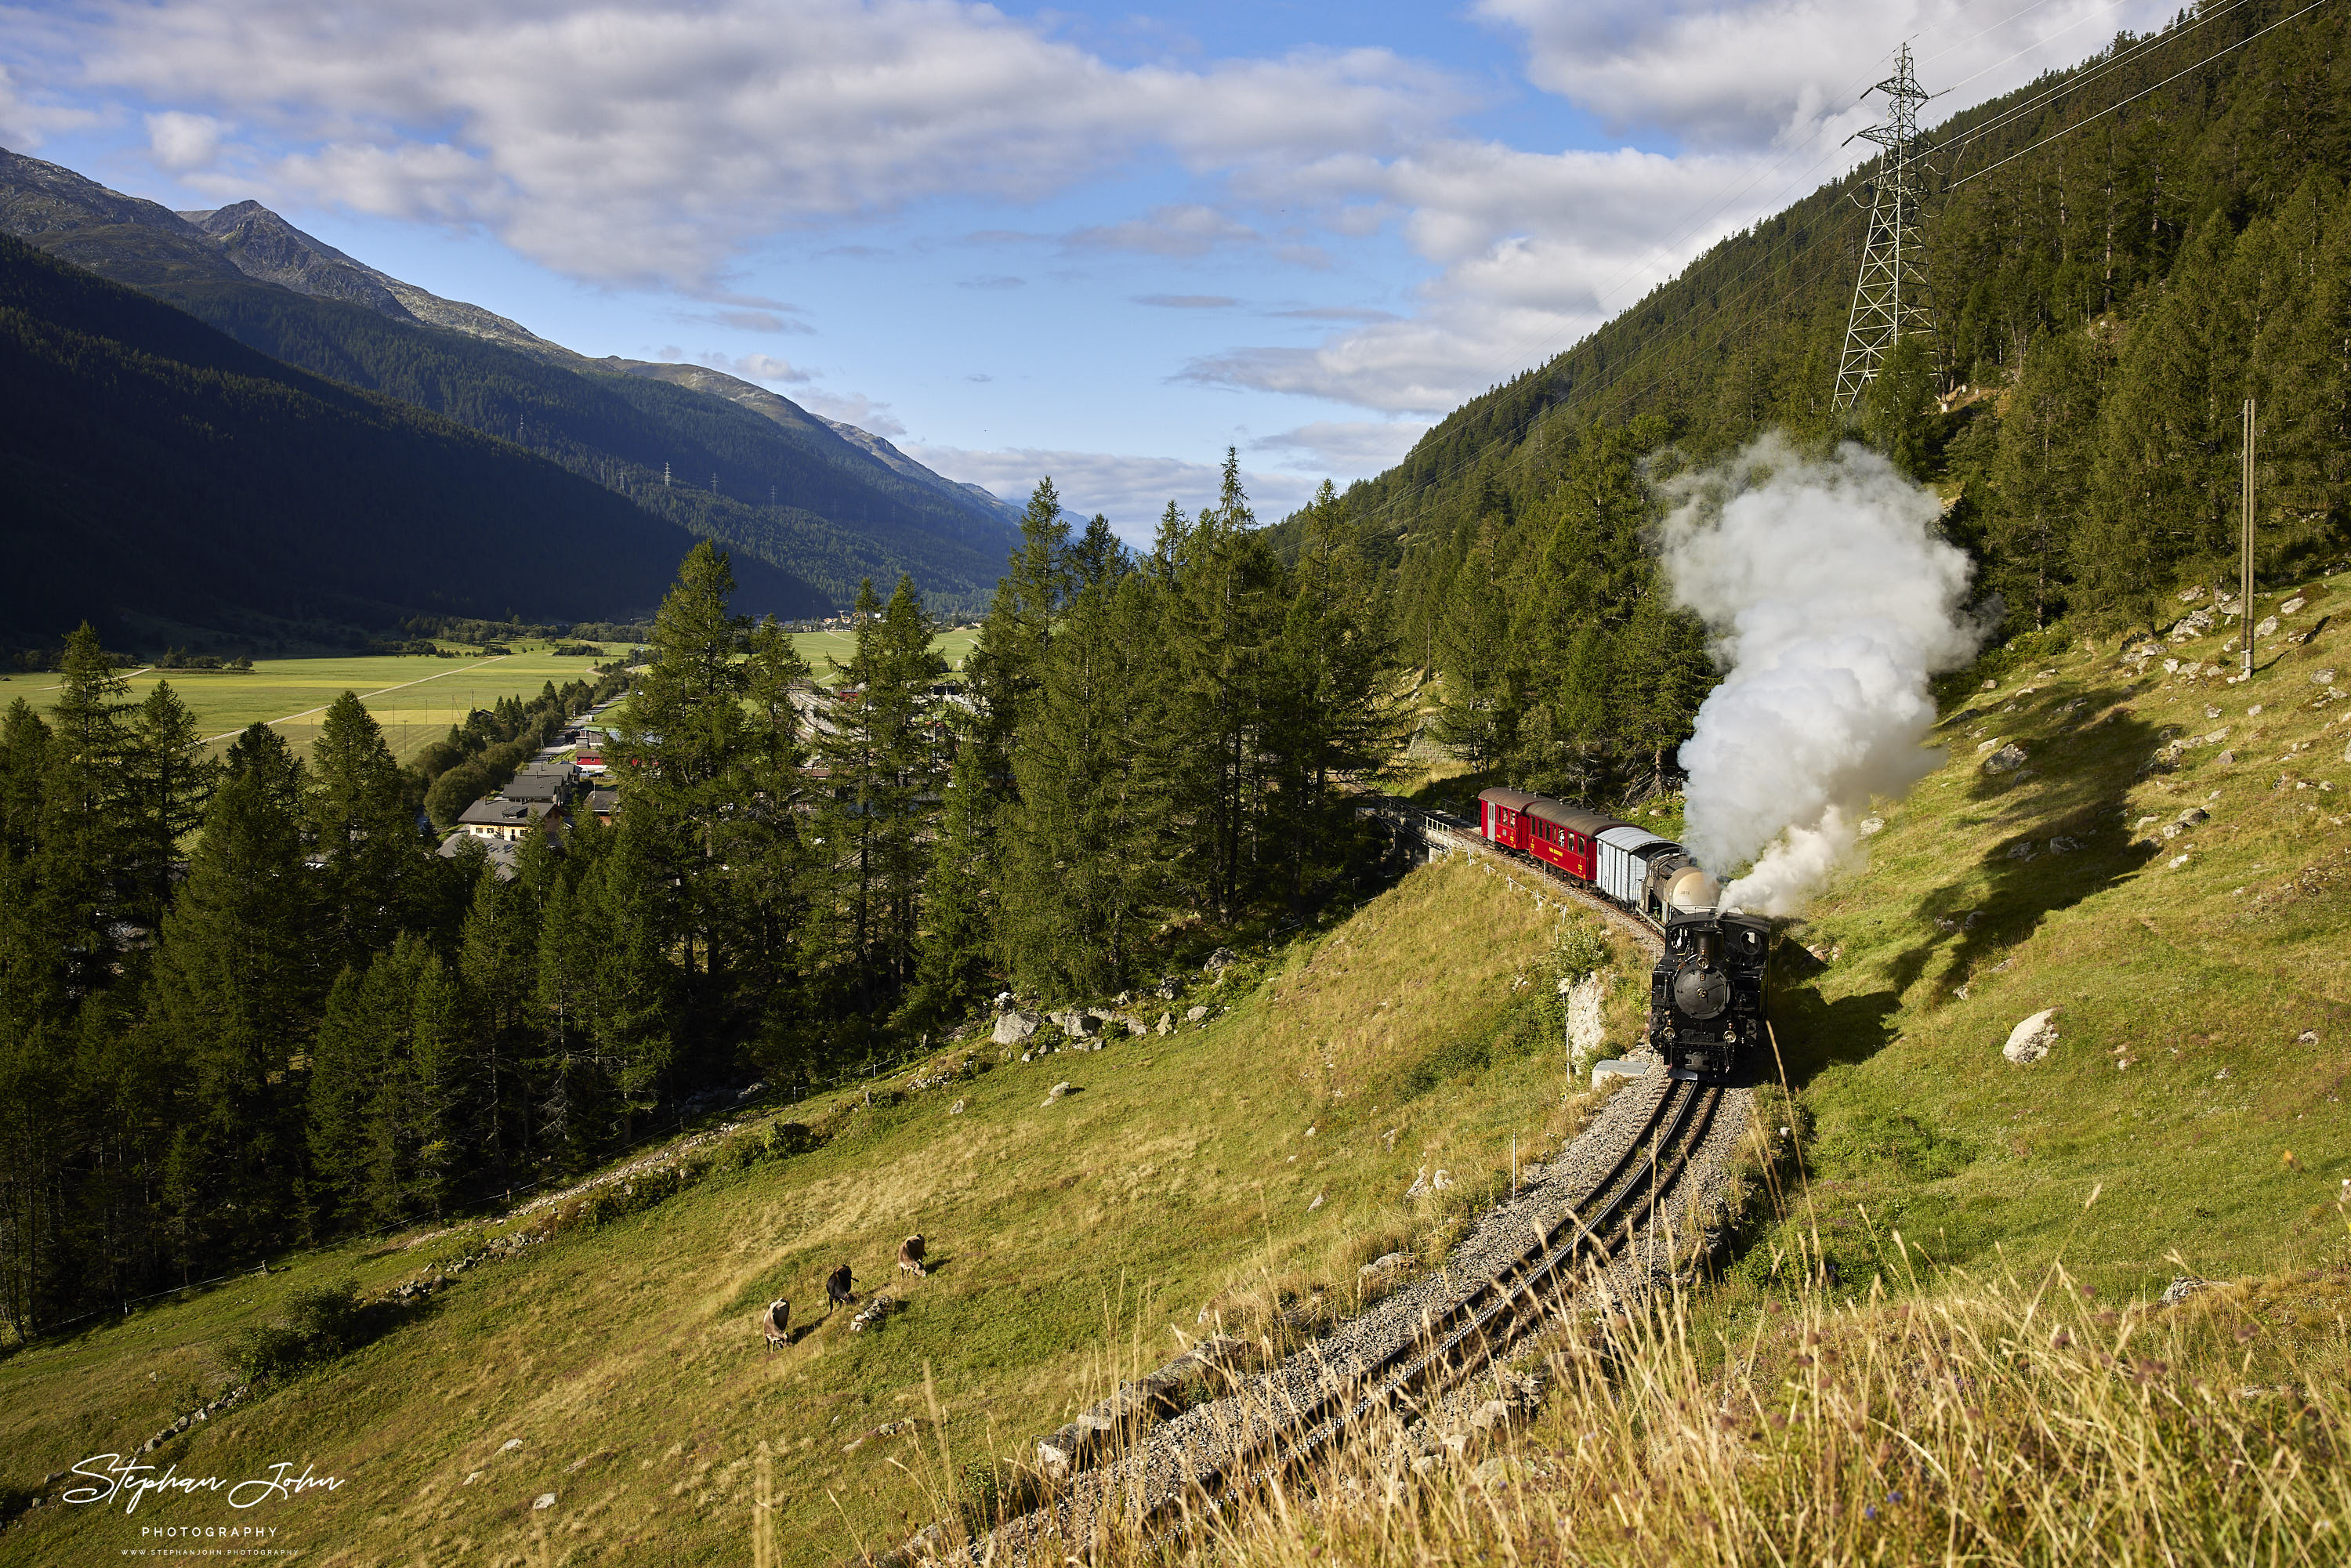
[
  {"x1": 1345, "y1": 0, "x2": 2059, "y2": 437},
  {"x1": 1328, "y1": 0, "x2": 2328, "y2": 538},
  {"x1": 1929, "y1": 0, "x2": 2135, "y2": 85},
  {"x1": 1938, "y1": 0, "x2": 2264, "y2": 160},
  {"x1": 1951, "y1": 0, "x2": 2333, "y2": 186}
]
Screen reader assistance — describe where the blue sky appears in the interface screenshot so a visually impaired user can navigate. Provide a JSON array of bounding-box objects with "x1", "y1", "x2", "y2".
[{"x1": 2, "y1": 0, "x2": 2175, "y2": 537}]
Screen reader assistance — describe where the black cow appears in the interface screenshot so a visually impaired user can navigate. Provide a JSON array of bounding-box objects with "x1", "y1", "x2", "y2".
[{"x1": 825, "y1": 1262, "x2": 854, "y2": 1313}]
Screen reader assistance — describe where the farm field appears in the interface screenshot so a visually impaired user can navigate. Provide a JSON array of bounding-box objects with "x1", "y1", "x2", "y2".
[
  {"x1": 791, "y1": 624, "x2": 980, "y2": 680},
  {"x1": 1, "y1": 627, "x2": 980, "y2": 766},
  {"x1": 0, "y1": 646, "x2": 621, "y2": 767}
]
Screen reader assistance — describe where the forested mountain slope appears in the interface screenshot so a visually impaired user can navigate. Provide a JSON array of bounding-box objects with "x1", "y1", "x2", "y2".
[
  {"x1": 0, "y1": 232, "x2": 821, "y2": 645},
  {"x1": 0, "y1": 150, "x2": 1023, "y2": 614},
  {"x1": 1274, "y1": 0, "x2": 2351, "y2": 804}
]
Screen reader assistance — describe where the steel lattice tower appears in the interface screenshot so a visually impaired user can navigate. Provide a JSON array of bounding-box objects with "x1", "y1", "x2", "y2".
[{"x1": 1833, "y1": 44, "x2": 1933, "y2": 410}]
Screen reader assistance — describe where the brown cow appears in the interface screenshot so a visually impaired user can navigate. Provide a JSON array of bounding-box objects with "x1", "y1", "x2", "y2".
[
  {"x1": 762, "y1": 1298, "x2": 791, "y2": 1352},
  {"x1": 897, "y1": 1235, "x2": 926, "y2": 1277},
  {"x1": 824, "y1": 1262, "x2": 854, "y2": 1313}
]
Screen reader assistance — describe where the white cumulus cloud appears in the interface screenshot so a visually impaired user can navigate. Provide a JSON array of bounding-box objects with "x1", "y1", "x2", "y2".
[
  {"x1": 72, "y1": 0, "x2": 1465, "y2": 292},
  {"x1": 143, "y1": 108, "x2": 225, "y2": 170}
]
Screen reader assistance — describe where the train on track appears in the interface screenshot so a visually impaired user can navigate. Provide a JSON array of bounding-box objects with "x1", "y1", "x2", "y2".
[{"x1": 1474, "y1": 788, "x2": 1770, "y2": 1084}]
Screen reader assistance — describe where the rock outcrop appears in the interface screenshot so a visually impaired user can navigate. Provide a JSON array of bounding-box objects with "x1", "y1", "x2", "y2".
[
  {"x1": 2003, "y1": 1009, "x2": 2059, "y2": 1065},
  {"x1": 1564, "y1": 972, "x2": 1607, "y2": 1073}
]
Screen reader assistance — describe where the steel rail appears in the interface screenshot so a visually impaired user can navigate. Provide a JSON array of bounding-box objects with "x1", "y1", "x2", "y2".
[{"x1": 983, "y1": 1077, "x2": 1726, "y2": 1563}]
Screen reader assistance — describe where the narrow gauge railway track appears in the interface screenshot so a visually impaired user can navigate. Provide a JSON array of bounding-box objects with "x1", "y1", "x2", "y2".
[{"x1": 980, "y1": 1074, "x2": 1730, "y2": 1563}]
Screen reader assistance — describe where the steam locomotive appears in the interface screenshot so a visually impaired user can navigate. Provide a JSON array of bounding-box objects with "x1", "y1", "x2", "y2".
[{"x1": 1475, "y1": 788, "x2": 1770, "y2": 1084}]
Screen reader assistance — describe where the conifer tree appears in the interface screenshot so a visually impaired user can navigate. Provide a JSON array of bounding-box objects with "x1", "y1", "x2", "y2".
[
  {"x1": 41, "y1": 625, "x2": 135, "y2": 990},
  {"x1": 310, "y1": 692, "x2": 420, "y2": 969},
  {"x1": 1261, "y1": 482, "x2": 1404, "y2": 906},
  {"x1": 623, "y1": 539, "x2": 750, "y2": 979},
  {"x1": 913, "y1": 740, "x2": 1001, "y2": 1017},
  {"x1": 2082, "y1": 223, "x2": 2239, "y2": 626},
  {"x1": 457, "y1": 856, "x2": 542, "y2": 1186},
  {"x1": 2246, "y1": 179, "x2": 2351, "y2": 560},
  {"x1": 148, "y1": 724, "x2": 313, "y2": 1265},
  {"x1": 1003, "y1": 568, "x2": 1172, "y2": 994},
  {"x1": 813, "y1": 576, "x2": 946, "y2": 998},
  {"x1": 719, "y1": 617, "x2": 816, "y2": 1009},
  {"x1": 1429, "y1": 533, "x2": 1521, "y2": 772},
  {"x1": 307, "y1": 936, "x2": 469, "y2": 1230},
  {"x1": 121, "y1": 683, "x2": 217, "y2": 931},
  {"x1": 1862, "y1": 335, "x2": 1940, "y2": 479},
  {"x1": 1168, "y1": 451, "x2": 1282, "y2": 917},
  {"x1": 0, "y1": 699, "x2": 51, "y2": 862},
  {"x1": 965, "y1": 479, "x2": 1070, "y2": 800},
  {"x1": 1990, "y1": 328, "x2": 2110, "y2": 629}
]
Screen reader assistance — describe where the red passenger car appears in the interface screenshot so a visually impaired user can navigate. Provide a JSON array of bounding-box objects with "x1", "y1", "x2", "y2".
[{"x1": 1477, "y1": 787, "x2": 1622, "y2": 885}]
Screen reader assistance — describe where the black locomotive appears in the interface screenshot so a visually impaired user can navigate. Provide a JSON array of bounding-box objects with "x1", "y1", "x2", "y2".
[
  {"x1": 1475, "y1": 785, "x2": 1774, "y2": 1084},
  {"x1": 1647, "y1": 907, "x2": 1771, "y2": 1083}
]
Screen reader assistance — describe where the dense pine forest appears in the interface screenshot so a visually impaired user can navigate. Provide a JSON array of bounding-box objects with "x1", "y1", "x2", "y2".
[
  {"x1": 1271, "y1": 0, "x2": 2351, "y2": 804},
  {"x1": 0, "y1": 458, "x2": 1401, "y2": 1338}
]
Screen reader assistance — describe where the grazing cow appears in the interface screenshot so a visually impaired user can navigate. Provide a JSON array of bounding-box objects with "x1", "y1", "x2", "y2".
[
  {"x1": 824, "y1": 1262, "x2": 854, "y2": 1313},
  {"x1": 897, "y1": 1235, "x2": 926, "y2": 1277},
  {"x1": 762, "y1": 1298, "x2": 791, "y2": 1353}
]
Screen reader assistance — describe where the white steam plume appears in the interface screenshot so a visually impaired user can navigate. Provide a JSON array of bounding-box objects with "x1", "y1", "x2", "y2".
[{"x1": 1660, "y1": 435, "x2": 1984, "y2": 917}]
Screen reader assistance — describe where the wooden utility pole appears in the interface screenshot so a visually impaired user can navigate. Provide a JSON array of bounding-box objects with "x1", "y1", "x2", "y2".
[{"x1": 2241, "y1": 397, "x2": 2256, "y2": 683}]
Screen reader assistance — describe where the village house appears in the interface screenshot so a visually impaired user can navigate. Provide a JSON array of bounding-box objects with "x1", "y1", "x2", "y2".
[
  {"x1": 501, "y1": 763, "x2": 576, "y2": 806},
  {"x1": 453, "y1": 795, "x2": 563, "y2": 842}
]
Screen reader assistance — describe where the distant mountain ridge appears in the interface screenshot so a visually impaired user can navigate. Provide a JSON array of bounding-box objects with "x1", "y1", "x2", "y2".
[
  {"x1": 0, "y1": 230, "x2": 824, "y2": 649},
  {"x1": 0, "y1": 148, "x2": 1024, "y2": 613},
  {"x1": 170, "y1": 197, "x2": 1023, "y2": 533}
]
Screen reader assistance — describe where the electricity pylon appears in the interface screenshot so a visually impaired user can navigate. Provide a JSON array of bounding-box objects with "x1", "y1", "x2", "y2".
[{"x1": 1834, "y1": 43, "x2": 1933, "y2": 411}]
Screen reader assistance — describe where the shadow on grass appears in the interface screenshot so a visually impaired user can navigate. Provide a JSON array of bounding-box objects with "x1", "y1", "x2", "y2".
[
  {"x1": 1773, "y1": 693, "x2": 2168, "y2": 1085},
  {"x1": 1770, "y1": 987, "x2": 1903, "y2": 1087},
  {"x1": 1895, "y1": 696, "x2": 2166, "y2": 1005}
]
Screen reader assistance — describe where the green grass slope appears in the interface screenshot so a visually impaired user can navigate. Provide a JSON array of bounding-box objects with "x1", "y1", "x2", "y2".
[
  {"x1": 5, "y1": 577, "x2": 2342, "y2": 1564},
  {"x1": 1744, "y1": 570, "x2": 2351, "y2": 1309},
  {"x1": 0, "y1": 856, "x2": 1651, "y2": 1565}
]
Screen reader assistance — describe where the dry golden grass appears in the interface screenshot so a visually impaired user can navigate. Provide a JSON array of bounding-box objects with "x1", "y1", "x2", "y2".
[{"x1": 1160, "y1": 1236, "x2": 2351, "y2": 1568}]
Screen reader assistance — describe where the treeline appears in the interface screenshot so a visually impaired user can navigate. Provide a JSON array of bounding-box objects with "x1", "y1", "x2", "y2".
[
  {"x1": 1272, "y1": 0, "x2": 2351, "y2": 796},
  {"x1": 922, "y1": 462, "x2": 1405, "y2": 1008},
  {"x1": 397, "y1": 614, "x2": 656, "y2": 646}
]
